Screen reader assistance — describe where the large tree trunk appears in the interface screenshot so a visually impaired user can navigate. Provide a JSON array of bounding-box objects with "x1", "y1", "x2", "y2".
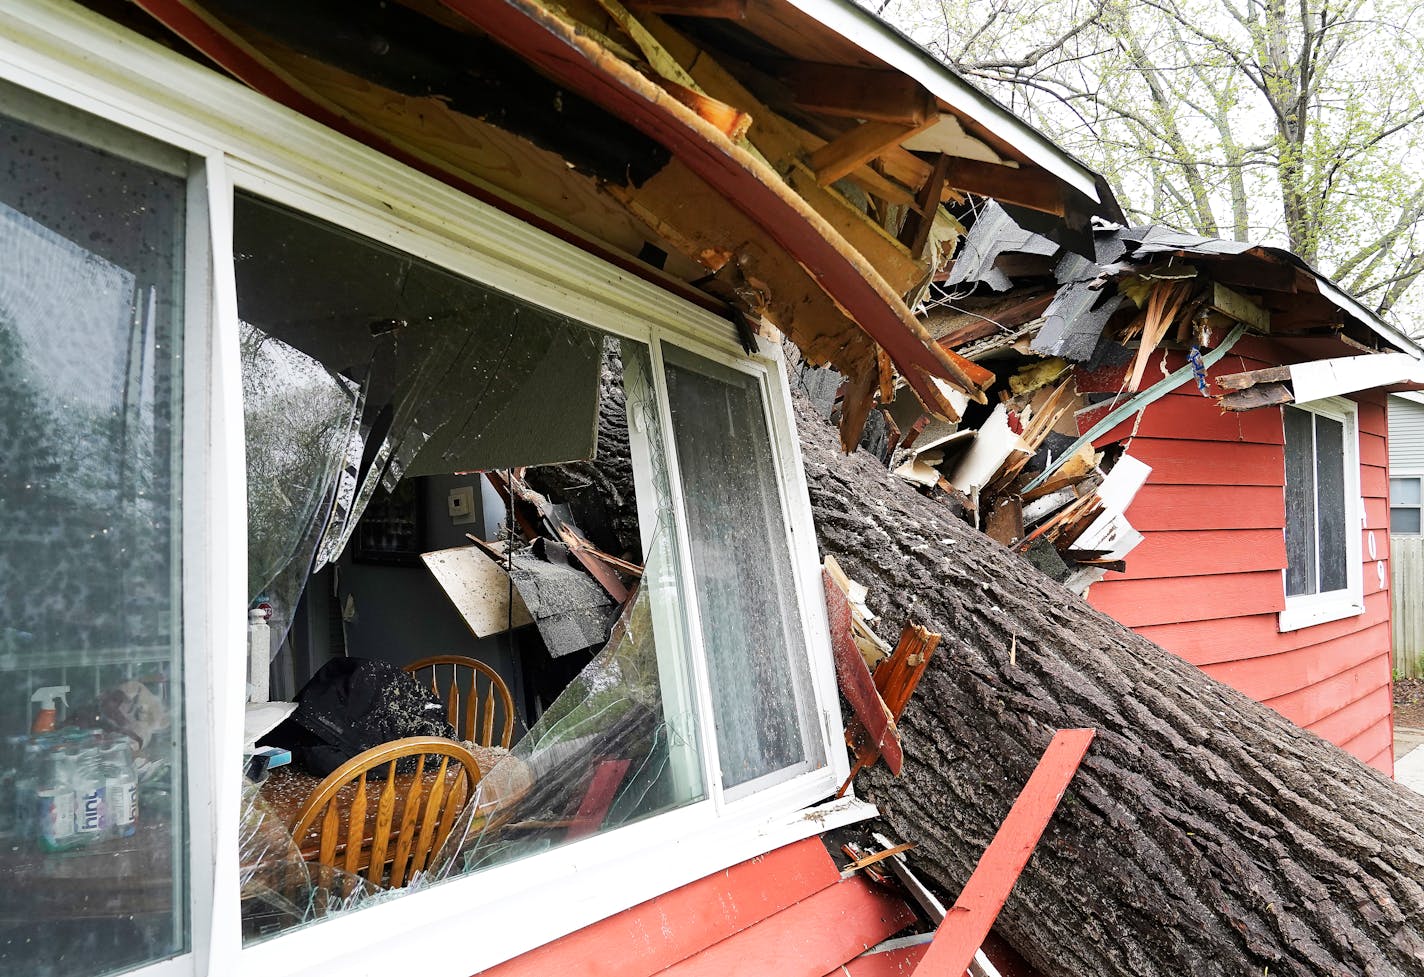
[{"x1": 794, "y1": 395, "x2": 1424, "y2": 977}]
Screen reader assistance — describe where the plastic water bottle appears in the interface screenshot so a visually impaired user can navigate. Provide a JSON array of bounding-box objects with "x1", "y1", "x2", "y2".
[
  {"x1": 14, "y1": 739, "x2": 46, "y2": 840},
  {"x1": 71, "y1": 743, "x2": 106, "y2": 843},
  {"x1": 37, "y1": 748, "x2": 78, "y2": 852},
  {"x1": 102, "y1": 739, "x2": 138, "y2": 838}
]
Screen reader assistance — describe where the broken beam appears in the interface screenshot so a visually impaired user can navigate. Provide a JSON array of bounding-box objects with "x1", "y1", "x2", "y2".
[
  {"x1": 627, "y1": 0, "x2": 746, "y2": 16},
  {"x1": 811, "y1": 113, "x2": 939, "y2": 187},
  {"x1": 783, "y1": 62, "x2": 932, "y2": 126},
  {"x1": 910, "y1": 728, "x2": 1095, "y2": 977},
  {"x1": 898, "y1": 152, "x2": 950, "y2": 259},
  {"x1": 941, "y1": 156, "x2": 1064, "y2": 216}
]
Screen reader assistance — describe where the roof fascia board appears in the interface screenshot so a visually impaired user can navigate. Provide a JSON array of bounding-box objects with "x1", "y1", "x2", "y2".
[
  {"x1": 781, "y1": 0, "x2": 1103, "y2": 203},
  {"x1": 1309, "y1": 272, "x2": 1424, "y2": 358},
  {"x1": 1291, "y1": 352, "x2": 1424, "y2": 403}
]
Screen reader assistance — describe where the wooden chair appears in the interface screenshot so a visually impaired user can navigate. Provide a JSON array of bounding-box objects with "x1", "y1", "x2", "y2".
[
  {"x1": 291, "y1": 736, "x2": 482, "y2": 891},
  {"x1": 404, "y1": 655, "x2": 515, "y2": 748}
]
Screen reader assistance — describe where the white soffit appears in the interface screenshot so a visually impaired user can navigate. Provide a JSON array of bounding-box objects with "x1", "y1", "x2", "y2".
[
  {"x1": 785, "y1": 0, "x2": 1103, "y2": 202},
  {"x1": 1292, "y1": 353, "x2": 1424, "y2": 403},
  {"x1": 901, "y1": 114, "x2": 1006, "y2": 164}
]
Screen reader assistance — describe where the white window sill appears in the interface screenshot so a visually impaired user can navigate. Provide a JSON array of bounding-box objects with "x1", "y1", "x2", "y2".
[
  {"x1": 240, "y1": 787, "x2": 875, "y2": 977},
  {"x1": 1278, "y1": 592, "x2": 1365, "y2": 632}
]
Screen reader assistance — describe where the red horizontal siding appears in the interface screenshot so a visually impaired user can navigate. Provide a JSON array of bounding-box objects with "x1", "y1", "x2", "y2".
[
  {"x1": 1264, "y1": 652, "x2": 1391, "y2": 733},
  {"x1": 656, "y1": 876, "x2": 914, "y2": 977},
  {"x1": 1120, "y1": 528, "x2": 1286, "y2": 579},
  {"x1": 1340, "y1": 716, "x2": 1393, "y2": 769},
  {"x1": 1089, "y1": 570, "x2": 1286, "y2": 627},
  {"x1": 1089, "y1": 393, "x2": 1286, "y2": 447},
  {"x1": 1121, "y1": 438, "x2": 1283, "y2": 485},
  {"x1": 1199, "y1": 623, "x2": 1389, "y2": 702},
  {"x1": 1134, "y1": 591, "x2": 1392, "y2": 666},
  {"x1": 1309, "y1": 683, "x2": 1393, "y2": 747},
  {"x1": 1089, "y1": 375, "x2": 1394, "y2": 773},
  {"x1": 478, "y1": 838, "x2": 841, "y2": 977},
  {"x1": 1124, "y1": 484, "x2": 1284, "y2": 530}
]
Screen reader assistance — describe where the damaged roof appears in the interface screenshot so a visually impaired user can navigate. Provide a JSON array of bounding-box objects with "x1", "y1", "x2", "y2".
[{"x1": 125, "y1": 0, "x2": 1120, "y2": 448}]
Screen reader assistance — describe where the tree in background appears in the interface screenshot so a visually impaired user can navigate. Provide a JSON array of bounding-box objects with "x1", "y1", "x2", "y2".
[{"x1": 873, "y1": 0, "x2": 1424, "y2": 320}]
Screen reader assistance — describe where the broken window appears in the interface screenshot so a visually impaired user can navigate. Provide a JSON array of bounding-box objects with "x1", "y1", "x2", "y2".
[
  {"x1": 233, "y1": 194, "x2": 827, "y2": 942},
  {"x1": 0, "y1": 81, "x2": 189, "y2": 977},
  {"x1": 1281, "y1": 401, "x2": 1362, "y2": 629}
]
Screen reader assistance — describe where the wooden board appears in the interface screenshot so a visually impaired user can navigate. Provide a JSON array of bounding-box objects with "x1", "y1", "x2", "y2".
[
  {"x1": 1087, "y1": 570, "x2": 1286, "y2": 627},
  {"x1": 1084, "y1": 392, "x2": 1286, "y2": 447},
  {"x1": 1122, "y1": 484, "x2": 1285, "y2": 531},
  {"x1": 831, "y1": 941, "x2": 927, "y2": 976},
  {"x1": 654, "y1": 875, "x2": 916, "y2": 977},
  {"x1": 1200, "y1": 622, "x2": 1392, "y2": 702},
  {"x1": 1132, "y1": 590, "x2": 1391, "y2": 666},
  {"x1": 478, "y1": 837, "x2": 841, "y2": 977},
  {"x1": 1113, "y1": 528, "x2": 1288, "y2": 580},
  {"x1": 1312, "y1": 686, "x2": 1395, "y2": 751},
  {"x1": 421, "y1": 546, "x2": 534, "y2": 637},
  {"x1": 1117, "y1": 438, "x2": 1284, "y2": 486},
  {"x1": 913, "y1": 729, "x2": 1094, "y2": 977}
]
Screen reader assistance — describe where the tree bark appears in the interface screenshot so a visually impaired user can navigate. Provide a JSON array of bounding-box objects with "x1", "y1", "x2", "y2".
[{"x1": 794, "y1": 395, "x2": 1424, "y2": 977}]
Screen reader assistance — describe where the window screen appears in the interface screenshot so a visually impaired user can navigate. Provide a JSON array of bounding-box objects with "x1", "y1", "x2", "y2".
[
  {"x1": 1283, "y1": 405, "x2": 1352, "y2": 597},
  {"x1": 662, "y1": 347, "x2": 823, "y2": 791}
]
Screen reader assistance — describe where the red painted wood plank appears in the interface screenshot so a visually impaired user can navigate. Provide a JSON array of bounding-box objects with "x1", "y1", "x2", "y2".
[
  {"x1": 478, "y1": 838, "x2": 841, "y2": 977},
  {"x1": 1133, "y1": 591, "x2": 1391, "y2": 666},
  {"x1": 1366, "y1": 744, "x2": 1393, "y2": 777},
  {"x1": 1365, "y1": 498, "x2": 1389, "y2": 531},
  {"x1": 565, "y1": 758, "x2": 632, "y2": 841},
  {"x1": 913, "y1": 729, "x2": 1095, "y2": 977},
  {"x1": 655, "y1": 875, "x2": 915, "y2": 977},
  {"x1": 1311, "y1": 684, "x2": 1394, "y2": 750},
  {"x1": 1119, "y1": 438, "x2": 1283, "y2": 486},
  {"x1": 824, "y1": 570, "x2": 903, "y2": 775},
  {"x1": 1088, "y1": 394, "x2": 1285, "y2": 447},
  {"x1": 1362, "y1": 465, "x2": 1388, "y2": 500},
  {"x1": 1265, "y1": 654, "x2": 1393, "y2": 730},
  {"x1": 1124, "y1": 484, "x2": 1284, "y2": 530},
  {"x1": 835, "y1": 942, "x2": 928, "y2": 976},
  {"x1": 1339, "y1": 712, "x2": 1394, "y2": 761},
  {"x1": 1074, "y1": 348, "x2": 1276, "y2": 394},
  {"x1": 1088, "y1": 570, "x2": 1285, "y2": 627},
  {"x1": 1114, "y1": 528, "x2": 1287, "y2": 580},
  {"x1": 1200, "y1": 622, "x2": 1390, "y2": 702},
  {"x1": 1358, "y1": 398, "x2": 1388, "y2": 433},
  {"x1": 1360, "y1": 432, "x2": 1388, "y2": 468}
]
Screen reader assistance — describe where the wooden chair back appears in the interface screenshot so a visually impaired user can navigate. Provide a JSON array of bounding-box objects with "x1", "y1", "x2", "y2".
[
  {"x1": 404, "y1": 655, "x2": 515, "y2": 748},
  {"x1": 291, "y1": 736, "x2": 482, "y2": 890}
]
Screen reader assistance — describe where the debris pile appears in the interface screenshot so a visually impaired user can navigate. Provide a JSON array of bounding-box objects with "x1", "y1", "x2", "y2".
[{"x1": 809, "y1": 199, "x2": 1405, "y2": 597}]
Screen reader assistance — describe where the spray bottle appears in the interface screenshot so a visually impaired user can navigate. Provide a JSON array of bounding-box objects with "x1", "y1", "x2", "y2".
[{"x1": 30, "y1": 687, "x2": 69, "y2": 735}]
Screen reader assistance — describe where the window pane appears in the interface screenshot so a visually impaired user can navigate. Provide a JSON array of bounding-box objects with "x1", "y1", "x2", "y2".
[
  {"x1": 1314, "y1": 415, "x2": 1348, "y2": 593},
  {"x1": 0, "y1": 87, "x2": 187, "y2": 975},
  {"x1": 234, "y1": 198, "x2": 706, "y2": 940},
  {"x1": 1392, "y1": 477, "x2": 1422, "y2": 505},
  {"x1": 1393, "y1": 507, "x2": 1422, "y2": 535},
  {"x1": 662, "y1": 347, "x2": 823, "y2": 790},
  {"x1": 1282, "y1": 406, "x2": 1318, "y2": 597}
]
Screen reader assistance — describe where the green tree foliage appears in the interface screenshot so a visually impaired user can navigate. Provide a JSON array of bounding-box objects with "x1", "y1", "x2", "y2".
[{"x1": 874, "y1": 0, "x2": 1424, "y2": 320}]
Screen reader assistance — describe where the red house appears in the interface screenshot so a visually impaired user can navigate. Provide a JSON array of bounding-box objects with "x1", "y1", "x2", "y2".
[{"x1": 928, "y1": 214, "x2": 1422, "y2": 777}]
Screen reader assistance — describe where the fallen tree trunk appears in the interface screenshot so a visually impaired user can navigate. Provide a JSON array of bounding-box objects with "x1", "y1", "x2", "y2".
[{"x1": 793, "y1": 396, "x2": 1424, "y2": 977}]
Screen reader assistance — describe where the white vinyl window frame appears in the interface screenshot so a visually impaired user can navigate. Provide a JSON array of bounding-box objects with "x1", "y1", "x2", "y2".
[
  {"x1": 0, "y1": 4, "x2": 862, "y2": 977},
  {"x1": 1278, "y1": 397, "x2": 1365, "y2": 632},
  {"x1": 1390, "y1": 471, "x2": 1424, "y2": 537}
]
